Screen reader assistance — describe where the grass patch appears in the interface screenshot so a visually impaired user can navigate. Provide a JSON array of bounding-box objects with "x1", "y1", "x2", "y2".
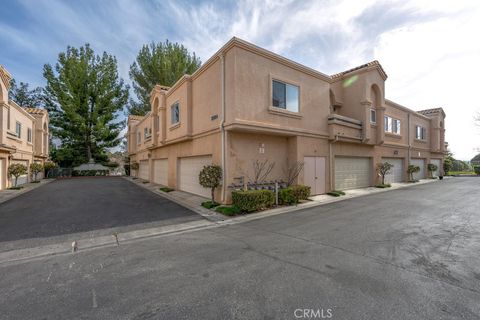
[
  {"x1": 159, "y1": 187, "x2": 174, "y2": 193},
  {"x1": 201, "y1": 201, "x2": 220, "y2": 209},
  {"x1": 31, "y1": 181, "x2": 41, "y2": 183},
  {"x1": 132, "y1": 177, "x2": 138, "y2": 180},
  {"x1": 408, "y1": 180, "x2": 419, "y2": 183},
  {"x1": 447, "y1": 171, "x2": 475, "y2": 175},
  {"x1": 8, "y1": 186, "x2": 24, "y2": 190},
  {"x1": 376, "y1": 183, "x2": 391, "y2": 188},
  {"x1": 215, "y1": 205, "x2": 241, "y2": 216},
  {"x1": 142, "y1": 181, "x2": 149, "y2": 184},
  {"x1": 327, "y1": 190, "x2": 345, "y2": 197}
]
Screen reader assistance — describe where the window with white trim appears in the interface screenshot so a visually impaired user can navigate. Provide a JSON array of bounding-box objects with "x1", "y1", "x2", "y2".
[
  {"x1": 272, "y1": 80, "x2": 299, "y2": 112},
  {"x1": 384, "y1": 116, "x2": 400, "y2": 134},
  {"x1": 416, "y1": 126, "x2": 427, "y2": 140},
  {"x1": 171, "y1": 102, "x2": 180, "y2": 124}
]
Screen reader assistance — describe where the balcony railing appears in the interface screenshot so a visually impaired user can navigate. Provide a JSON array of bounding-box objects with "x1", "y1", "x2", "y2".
[{"x1": 327, "y1": 114, "x2": 363, "y2": 142}]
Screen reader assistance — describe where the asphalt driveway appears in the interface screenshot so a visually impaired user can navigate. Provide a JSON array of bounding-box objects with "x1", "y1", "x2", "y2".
[
  {"x1": 1, "y1": 177, "x2": 479, "y2": 319},
  {"x1": 0, "y1": 177, "x2": 200, "y2": 251}
]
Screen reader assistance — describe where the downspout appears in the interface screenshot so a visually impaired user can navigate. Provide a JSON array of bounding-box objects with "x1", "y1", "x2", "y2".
[
  {"x1": 329, "y1": 134, "x2": 339, "y2": 191},
  {"x1": 407, "y1": 113, "x2": 411, "y2": 179},
  {"x1": 219, "y1": 53, "x2": 226, "y2": 203}
]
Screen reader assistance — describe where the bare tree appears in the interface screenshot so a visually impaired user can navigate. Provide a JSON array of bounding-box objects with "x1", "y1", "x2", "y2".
[
  {"x1": 283, "y1": 161, "x2": 304, "y2": 186},
  {"x1": 240, "y1": 159, "x2": 276, "y2": 184}
]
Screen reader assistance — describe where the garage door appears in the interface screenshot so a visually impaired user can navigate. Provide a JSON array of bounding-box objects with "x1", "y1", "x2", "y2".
[
  {"x1": 410, "y1": 159, "x2": 425, "y2": 179},
  {"x1": 10, "y1": 160, "x2": 28, "y2": 186},
  {"x1": 382, "y1": 158, "x2": 404, "y2": 183},
  {"x1": 178, "y1": 155, "x2": 212, "y2": 198},
  {"x1": 335, "y1": 157, "x2": 371, "y2": 190},
  {"x1": 153, "y1": 159, "x2": 168, "y2": 186},
  {"x1": 430, "y1": 159, "x2": 441, "y2": 177},
  {"x1": 138, "y1": 160, "x2": 149, "y2": 180}
]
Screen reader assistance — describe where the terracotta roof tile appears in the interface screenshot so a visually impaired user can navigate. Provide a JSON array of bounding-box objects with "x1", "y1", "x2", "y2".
[
  {"x1": 416, "y1": 108, "x2": 444, "y2": 115},
  {"x1": 128, "y1": 115, "x2": 144, "y2": 121},
  {"x1": 24, "y1": 107, "x2": 47, "y2": 115},
  {"x1": 331, "y1": 60, "x2": 387, "y2": 80}
]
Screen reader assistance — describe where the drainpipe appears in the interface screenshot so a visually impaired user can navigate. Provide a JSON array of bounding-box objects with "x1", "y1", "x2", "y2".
[
  {"x1": 219, "y1": 53, "x2": 226, "y2": 203},
  {"x1": 329, "y1": 135, "x2": 339, "y2": 191},
  {"x1": 407, "y1": 113, "x2": 411, "y2": 180}
]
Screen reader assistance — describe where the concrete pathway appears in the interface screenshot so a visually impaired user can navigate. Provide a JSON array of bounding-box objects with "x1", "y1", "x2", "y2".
[{"x1": 0, "y1": 179, "x2": 54, "y2": 204}]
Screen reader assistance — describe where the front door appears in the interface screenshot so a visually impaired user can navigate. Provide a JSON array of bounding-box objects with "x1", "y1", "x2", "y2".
[{"x1": 304, "y1": 157, "x2": 326, "y2": 195}]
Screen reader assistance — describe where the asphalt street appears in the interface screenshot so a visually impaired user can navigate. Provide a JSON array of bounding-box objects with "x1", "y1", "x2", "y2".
[{"x1": 0, "y1": 177, "x2": 479, "y2": 319}]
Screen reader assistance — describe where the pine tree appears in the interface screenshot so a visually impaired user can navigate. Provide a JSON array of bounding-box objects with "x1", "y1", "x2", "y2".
[
  {"x1": 43, "y1": 44, "x2": 129, "y2": 167},
  {"x1": 128, "y1": 40, "x2": 201, "y2": 115}
]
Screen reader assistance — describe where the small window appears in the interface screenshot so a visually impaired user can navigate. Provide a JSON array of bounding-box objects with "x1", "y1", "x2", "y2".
[
  {"x1": 171, "y1": 102, "x2": 180, "y2": 124},
  {"x1": 416, "y1": 126, "x2": 427, "y2": 140},
  {"x1": 384, "y1": 116, "x2": 400, "y2": 134},
  {"x1": 272, "y1": 80, "x2": 299, "y2": 112},
  {"x1": 154, "y1": 116, "x2": 159, "y2": 132},
  {"x1": 7, "y1": 108, "x2": 11, "y2": 130},
  {"x1": 370, "y1": 109, "x2": 376, "y2": 123},
  {"x1": 137, "y1": 132, "x2": 141, "y2": 144},
  {"x1": 15, "y1": 122, "x2": 21, "y2": 138},
  {"x1": 27, "y1": 128, "x2": 32, "y2": 142}
]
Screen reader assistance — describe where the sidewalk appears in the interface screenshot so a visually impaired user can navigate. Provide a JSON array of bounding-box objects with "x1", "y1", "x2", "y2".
[
  {"x1": 0, "y1": 179, "x2": 55, "y2": 204},
  {"x1": 126, "y1": 176, "x2": 442, "y2": 225}
]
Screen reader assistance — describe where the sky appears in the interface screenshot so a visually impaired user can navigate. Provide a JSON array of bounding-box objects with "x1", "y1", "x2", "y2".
[{"x1": 1, "y1": 0, "x2": 479, "y2": 160}]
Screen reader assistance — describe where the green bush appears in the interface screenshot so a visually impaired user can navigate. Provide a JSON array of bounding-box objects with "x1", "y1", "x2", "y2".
[
  {"x1": 72, "y1": 170, "x2": 109, "y2": 176},
  {"x1": 232, "y1": 190, "x2": 275, "y2": 213},
  {"x1": 159, "y1": 187, "x2": 174, "y2": 193},
  {"x1": 279, "y1": 188, "x2": 296, "y2": 205},
  {"x1": 198, "y1": 165, "x2": 222, "y2": 203},
  {"x1": 215, "y1": 205, "x2": 241, "y2": 216},
  {"x1": 327, "y1": 190, "x2": 345, "y2": 197},
  {"x1": 474, "y1": 166, "x2": 480, "y2": 175},
  {"x1": 376, "y1": 184, "x2": 391, "y2": 188},
  {"x1": 201, "y1": 201, "x2": 220, "y2": 209},
  {"x1": 291, "y1": 185, "x2": 310, "y2": 200}
]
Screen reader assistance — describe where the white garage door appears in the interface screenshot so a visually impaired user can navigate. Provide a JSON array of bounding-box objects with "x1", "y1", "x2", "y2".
[
  {"x1": 138, "y1": 160, "x2": 149, "y2": 180},
  {"x1": 153, "y1": 159, "x2": 168, "y2": 186},
  {"x1": 430, "y1": 159, "x2": 441, "y2": 177},
  {"x1": 10, "y1": 160, "x2": 28, "y2": 186},
  {"x1": 382, "y1": 158, "x2": 404, "y2": 183},
  {"x1": 178, "y1": 155, "x2": 212, "y2": 198},
  {"x1": 410, "y1": 159, "x2": 425, "y2": 179},
  {"x1": 335, "y1": 157, "x2": 371, "y2": 190}
]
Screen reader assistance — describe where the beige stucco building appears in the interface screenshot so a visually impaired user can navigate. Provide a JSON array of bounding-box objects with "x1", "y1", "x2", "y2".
[
  {"x1": 128, "y1": 38, "x2": 445, "y2": 203},
  {"x1": 0, "y1": 65, "x2": 49, "y2": 190}
]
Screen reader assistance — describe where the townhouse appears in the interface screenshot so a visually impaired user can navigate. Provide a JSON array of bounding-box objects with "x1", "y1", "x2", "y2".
[
  {"x1": 128, "y1": 38, "x2": 445, "y2": 203},
  {"x1": 0, "y1": 65, "x2": 49, "y2": 190}
]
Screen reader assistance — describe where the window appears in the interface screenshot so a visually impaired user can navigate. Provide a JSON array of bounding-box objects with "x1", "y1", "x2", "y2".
[
  {"x1": 7, "y1": 107, "x2": 10, "y2": 130},
  {"x1": 171, "y1": 102, "x2": 180, "y2": 124},
  {"x1": 272, "y1": 80, "x2": 299, "y2": 112},
  {"x1": 15, "y1": 122, "x2": 21, "y2": 138},
  {"x1": 154, "y1": 116, "x2": 159, "y2": 132},
  {"x1": 27, "y1": 128, "x2": 32, "y2": 143},
  {"x1": 416, "y1": 126, "x2": 427, "y2": 140},
  {"x1": 137, "y1": 132, "x2": 141, "y2": 144},
  {"x1": 370, "y1": 109, "x2": 376, "y2": 123},
  {"x1": 384, "y1": 116, "x2": 401, "y2": 134}
]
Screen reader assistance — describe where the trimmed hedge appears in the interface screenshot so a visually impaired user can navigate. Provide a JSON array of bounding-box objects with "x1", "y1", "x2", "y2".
[
  {"x1": 291, "y1": 185, "x2": 310, "y2": 201},
  {"x1": 474, "y1": 166, "x2": 480, "y2": 175},
  {"x1": 232, "y1": 190, "x2": 275, "y2": 213},
  {"x1": 279, "y1": 185, "x2": 311, "y2": 205}
]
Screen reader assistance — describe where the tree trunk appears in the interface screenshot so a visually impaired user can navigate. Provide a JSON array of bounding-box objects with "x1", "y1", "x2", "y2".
[
  {"x1": 14, "y1": 176, "x2": 18, "y2": 187},
  {"x1": 382, "y1": 175, "x2": 385, "y2": 185},
  {"x1": 87, "y1": 145, "x2": 92, "y2": 161},
  {"x1": 211, "y1": 188, "x2": 215, "y2": 203}
]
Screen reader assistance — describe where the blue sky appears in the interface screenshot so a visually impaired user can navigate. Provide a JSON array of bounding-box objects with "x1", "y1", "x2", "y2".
[{"x1": 1, "y1": 0, "x2": 479, "y2": 160}]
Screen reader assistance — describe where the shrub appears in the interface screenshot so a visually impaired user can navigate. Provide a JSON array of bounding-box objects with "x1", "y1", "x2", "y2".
[
  {"x1": 327, "y1": 190, "x2": 345, "y2": 197},
  {"x1": 407, "y1": 165, "x2": 420, "y2": 181},
  {"x1": 130, "y1": 162, "x2": 139, "y2": 177},
  {"x1": 8, "y1": 163, "x2": 27, "y2": 187},
  {"x1": 199, "y1": 165, "x2": 222, "y2": 203},
  {"x1": 201, "y1": 201, "x2": 220, "y2": 209},
  {"x1": 232, "y1": 190, "x2": 275, "y2": 213},
  {"x1": 279, "y1": 188, "x2": 296, "y2": 205},
  {"x1": 215, "y1": 205, "x2": 241, "y2": 216},
  {"x1": 72, "y1": 170, "x2": 109, "y2": 176},
  {"x1": 159, "y1": 187, "x2": 174, "y2": 193},
  {"x1": 377, "y1": 162, "x2": 394, "y2": 185},
  {"x1": 474, "y1": 166, "x2": 480, "y2": 175},
  {"x1": 427, "y1": 163, "x2": 438, "y2": 178},
  {"x1": 376, "y1": 184, "x2": 391, "y2": 188},
  {"x1": 30, "y1": 163, "x2": 44, "y2": 181},
  {"x1": 291, "y1": 185, "x2": 310, "y2": 200},
  {"x1": 43, "y1": 161, "x2": 57, "y2": 178},
  {"x1": 279, "y1": 185, "x2": 311, "y2": 205}
]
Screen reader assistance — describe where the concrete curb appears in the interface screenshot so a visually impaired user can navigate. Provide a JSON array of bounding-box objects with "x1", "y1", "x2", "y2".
[
  {"x1": 0, "y1": 220, "x2": 214, "y2": 265},
  {"x1": 0, "y1": 179, "x2": 55, "y2": 205}
]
